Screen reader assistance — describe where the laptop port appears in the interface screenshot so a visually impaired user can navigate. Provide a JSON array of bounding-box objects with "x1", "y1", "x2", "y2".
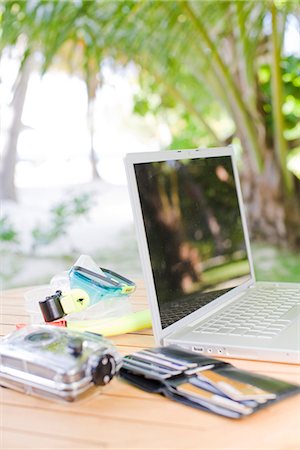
[{"x1": 193, "y1": 346, "x2": 204, "y2": 352}]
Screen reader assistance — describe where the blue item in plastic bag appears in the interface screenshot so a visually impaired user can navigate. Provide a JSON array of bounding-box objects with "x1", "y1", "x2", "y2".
[{"x1": 69, "y1": 266, "x2": 136, "y2": 306}]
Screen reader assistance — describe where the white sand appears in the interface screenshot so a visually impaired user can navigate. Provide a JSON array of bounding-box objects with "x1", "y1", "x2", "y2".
[{"x1": 2, "y1": 180, "x2": 142, "y2": 288}]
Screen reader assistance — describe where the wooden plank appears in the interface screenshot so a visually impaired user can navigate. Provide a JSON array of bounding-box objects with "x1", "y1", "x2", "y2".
[
  {"x1": 1, "y1": 428, "x2": 102, "y2": 449},
  {"x1": 1, "y1": 286, "x2": 38, "y2": 295},
  {"x1": 3, "y1": 383, "x2": 300, "y2": 430},
  {"x1": 0, "y1": 304, "x2": 29, "y2": 314},
  {"x1": 0, "y1": 314, "x2": 30, "y2": 324},
  {"x1": 0, "y1": 298, "x2": 27, "y2": 307},
  {"x1": 1, "y1": 308, "x2": 30, "y2": 318},
  {"x1": 2, "y1": 398, "x2": 300, "y2": 450},
  {"x1": 0, "y1": 403, "x2": 211, "y2": 449},
  {"x1": 110, "y1": 333, "x2": 155, "y2": 347}
]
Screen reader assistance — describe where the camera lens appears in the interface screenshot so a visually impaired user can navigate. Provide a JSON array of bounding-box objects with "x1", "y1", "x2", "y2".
[
  {"x1": 25, "y1": 331, "x2": 56, "y2": 345},
  {"x1": 91, "y1": 353, "x2": 116, "y2": 386}
]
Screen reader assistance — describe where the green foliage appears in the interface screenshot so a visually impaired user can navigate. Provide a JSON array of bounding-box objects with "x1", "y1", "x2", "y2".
[
  {"x1": 253, "y1": 243, "x2": 300, "y2": 283},
  {"x1": 2, "y1": 1, "x2": 299, "y2": 160},
  {"x1": 31, "y1": 192, "x2": 95, "y2": 250},
  {"x1": 169, "y1": 114, "x2": 214, "y2": 150},
  {"x1": 0, "y1": 216, "x2": 19, "y2": 244},
  {"x1": 258, "y1": 56, "x2": 300, "y2": 147},
  {"x1": 133, "y1": 66, "x2": 225, "y2": 148}
]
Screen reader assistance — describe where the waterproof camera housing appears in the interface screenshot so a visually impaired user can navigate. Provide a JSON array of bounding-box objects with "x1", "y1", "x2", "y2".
[{"x1": 0, "y1": 325, "x2": 121, "y2": 402}]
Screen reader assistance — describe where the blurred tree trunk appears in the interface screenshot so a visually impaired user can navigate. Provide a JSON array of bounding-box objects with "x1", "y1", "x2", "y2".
[
  {"x1": 0, "y1": 55, "x2": 33, "y2": 201},
  {"x1": 86, "y1": 65, "x2": 100, "y2": 180},
  {"x1": 240, "y1": 149, "x2": 300, "y2": 249}
]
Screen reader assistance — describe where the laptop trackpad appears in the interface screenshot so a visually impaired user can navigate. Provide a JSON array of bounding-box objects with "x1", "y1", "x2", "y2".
[{"x1": 280, "y1": 305, "x2": 300, "y2": 322}]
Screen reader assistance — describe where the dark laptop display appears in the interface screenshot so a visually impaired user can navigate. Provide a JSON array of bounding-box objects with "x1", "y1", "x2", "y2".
[{"x1": 134, "y1": 156, "x2": 251, "y2": 328}]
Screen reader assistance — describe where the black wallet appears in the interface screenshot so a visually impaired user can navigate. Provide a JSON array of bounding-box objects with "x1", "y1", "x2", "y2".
[{"x1": 120, "y1": 346, "x2": 300, "y2": 419}]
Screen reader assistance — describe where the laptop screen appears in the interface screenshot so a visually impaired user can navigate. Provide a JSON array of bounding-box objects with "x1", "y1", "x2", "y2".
[{"x1": 134, "y1": 155, "x2": 251, "y2": 329}]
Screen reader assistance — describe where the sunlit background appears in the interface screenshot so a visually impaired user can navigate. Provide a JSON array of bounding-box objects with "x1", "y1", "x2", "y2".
[{"x1": 1, "y1": 1, "x2": 300, "y2": 289}]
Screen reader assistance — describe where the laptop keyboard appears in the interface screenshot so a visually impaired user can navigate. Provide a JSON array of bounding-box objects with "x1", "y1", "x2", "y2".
[
  {"x1": 160, "y1": 288, "x2": 231, "y2": 329},
  {"x1": 194, "y1": 287, "x2": 300, "y2": 339}
]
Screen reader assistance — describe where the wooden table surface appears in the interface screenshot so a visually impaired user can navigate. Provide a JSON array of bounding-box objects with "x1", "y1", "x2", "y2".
[{"x1": 1, "y1": 282, "x2": 300, "y2": 450}]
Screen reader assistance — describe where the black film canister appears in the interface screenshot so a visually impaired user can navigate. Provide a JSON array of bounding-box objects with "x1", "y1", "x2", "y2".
[{"x1": 39, "y1": 292, "x2": 65, "y2": 322}]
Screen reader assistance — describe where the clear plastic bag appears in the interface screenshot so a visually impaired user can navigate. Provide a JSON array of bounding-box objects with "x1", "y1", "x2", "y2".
[{"x1": 24, "y1": 267, "x2": 135, "y2": 324}]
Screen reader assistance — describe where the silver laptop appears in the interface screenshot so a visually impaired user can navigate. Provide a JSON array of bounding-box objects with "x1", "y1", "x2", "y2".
[{"x1": 125, "y1": 147, "x2": 300, "y2": 364}]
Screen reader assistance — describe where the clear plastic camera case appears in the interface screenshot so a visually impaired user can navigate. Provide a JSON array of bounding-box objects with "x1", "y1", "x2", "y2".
[{"x1": 0, "y1": 325, "x2": 121, "y2": 402}]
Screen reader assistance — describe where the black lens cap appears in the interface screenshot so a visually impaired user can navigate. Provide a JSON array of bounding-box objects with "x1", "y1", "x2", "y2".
[{"x1": 91, "y1": 354, "x2": 116, "y2": 386}]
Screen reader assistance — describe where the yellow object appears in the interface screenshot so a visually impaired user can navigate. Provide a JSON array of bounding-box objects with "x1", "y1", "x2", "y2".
[
  {"x1": 121, "y1": 285, "x2": 136, "y2": 294},
  {"x1": 67, "y1": 309, "x2": 152, "y2": 336},
  {"x1": 61, "y1": 289, "x2": 90, "y2": 314}
]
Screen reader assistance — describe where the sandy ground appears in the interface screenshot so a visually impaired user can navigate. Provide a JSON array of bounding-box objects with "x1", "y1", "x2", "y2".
[{"x1": 2, "y1": 180, "x2": 142, "y2": 289}]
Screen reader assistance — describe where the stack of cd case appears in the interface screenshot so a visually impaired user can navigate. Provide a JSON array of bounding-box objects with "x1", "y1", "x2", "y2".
[{"x1": 120, "y1": 346, "x2": 300, "y2": 419}]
